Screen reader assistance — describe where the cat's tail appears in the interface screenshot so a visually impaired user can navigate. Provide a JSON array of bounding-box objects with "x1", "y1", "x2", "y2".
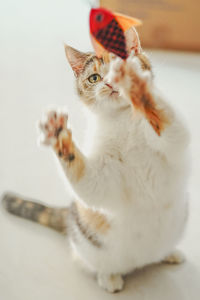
[{"x1": 1, "y1": 192, "x2": 68, "y2": 234}]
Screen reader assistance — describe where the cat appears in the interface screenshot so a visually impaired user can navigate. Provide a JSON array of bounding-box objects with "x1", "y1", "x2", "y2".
[{"x1": 2, "y1": 27, "x2": 190, "y2": 293}]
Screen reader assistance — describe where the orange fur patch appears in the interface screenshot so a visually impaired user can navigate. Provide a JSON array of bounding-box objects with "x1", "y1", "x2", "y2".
[
  {"x1": 75, "y1": 202, "x2": 110, "y2": 235},
  {"x1": 93, "y1": 57, "x2": 103, "y2": 73},
  {"x1": 93, "y1": 64, "x2": 97, "y2": 72},
  {"x1": 54, "y1": 131, "x2": 85, "y2": 181},
  {"x1": 72, "y1": 147, "x2": 85, "y2": 181},
  {"x1": 128, "y1": 69, "x2": 169, "y2": 135}
]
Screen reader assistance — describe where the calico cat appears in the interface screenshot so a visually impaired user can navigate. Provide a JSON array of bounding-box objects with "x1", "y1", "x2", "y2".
[{"x1": 2, "y1": 27, "x2": 190, "y2": 293}]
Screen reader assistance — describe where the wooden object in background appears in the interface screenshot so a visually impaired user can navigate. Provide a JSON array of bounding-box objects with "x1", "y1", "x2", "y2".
[{"x1": 100, "y1": 0, "x2": 200, "y2": 51}]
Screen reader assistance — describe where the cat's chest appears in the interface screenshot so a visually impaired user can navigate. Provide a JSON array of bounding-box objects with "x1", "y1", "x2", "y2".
[
  {"x1": 95, "y1": 120, "x2": 171, "y2": 188},
  {"x1": 110, "y1": 144, "x2": 170, "y2": 192}
]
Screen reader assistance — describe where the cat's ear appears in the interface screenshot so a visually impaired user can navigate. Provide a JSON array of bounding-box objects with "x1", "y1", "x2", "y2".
[
  {"x1": 64, "y1": 44, "x2": 88, "y2": 76},
  {"x1": 125, "y1": 27, "x2": 142, "y2": 55}
]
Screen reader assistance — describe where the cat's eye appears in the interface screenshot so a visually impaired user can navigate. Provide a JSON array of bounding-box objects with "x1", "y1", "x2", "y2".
[{"x1": 88, "y1": 73, "x2": 101, "y2": 84}]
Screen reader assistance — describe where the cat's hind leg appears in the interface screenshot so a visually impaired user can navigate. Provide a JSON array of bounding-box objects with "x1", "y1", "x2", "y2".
[{"x1": 97, "y1": 273, "x2": 124, "y2": 293}]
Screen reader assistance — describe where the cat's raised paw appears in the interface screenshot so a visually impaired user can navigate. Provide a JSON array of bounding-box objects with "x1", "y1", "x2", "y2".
[
  {"x1": 105, "y1": 55, "x2": 152, "y2": 96},
  {"x1": 38, "y1": 110, "x2": 69, "y2": 146},
  {"x1": 97, "y1": 273, "x2": 124, "y2": 293},
  {"x1": 38, "y1": 110, "x2": 75, "y2": 161},
  {"x1": 126, "y1": 55, "x2": 152, "y2": 85},
  {"x1": 105, "y1": 57, "x2": 126, "y2": 88}
]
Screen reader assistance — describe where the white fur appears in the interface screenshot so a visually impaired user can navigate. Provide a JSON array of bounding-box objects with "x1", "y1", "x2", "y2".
[
  {"x1": 69, "y1": 58, "x2": 189, "y2": 272},
  {"x1": 40, "y1": 55, "x2": 190, "y2": 292}
]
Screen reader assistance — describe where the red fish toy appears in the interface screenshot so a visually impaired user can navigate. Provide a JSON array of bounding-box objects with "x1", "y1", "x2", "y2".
[
  {"x1": 89, "y1": 8, "x2": 166, "y2": 136},
  {"x1": 89, "y1": 7, "x2": 141, "y2": 59}
]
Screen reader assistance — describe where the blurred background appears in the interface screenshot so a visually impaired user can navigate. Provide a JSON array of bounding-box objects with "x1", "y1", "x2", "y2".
[
  {"x1": 101, "y1": 0, "x2": 200, "y2": 51},
  {"x1": 0, "y1": 0, "x2": 200, "y2": 299}
]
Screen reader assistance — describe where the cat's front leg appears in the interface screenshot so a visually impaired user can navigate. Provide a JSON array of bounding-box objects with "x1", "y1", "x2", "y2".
[
  {"x1": 38, "y1": 110, "x2": 85, "y2": 182},
  {"x1": 106, "y1": 56, "x2": 189, "y2": 161},
  {"x1": 106, "y1": 55, "x2": 168, "y2": 136},
  {"x1": 38, "y1": 110, "x2": 122, "y2": 210}
]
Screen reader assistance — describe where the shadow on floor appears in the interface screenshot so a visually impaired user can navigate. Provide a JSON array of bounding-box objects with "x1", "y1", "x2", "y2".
[{"x1": 123, "y1": 260, "x2": 200, "y2": 299}]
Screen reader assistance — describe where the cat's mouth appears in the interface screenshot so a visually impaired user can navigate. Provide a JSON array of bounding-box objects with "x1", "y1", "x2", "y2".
[
  {"x1": 105, "y1": 83, "x2": 119, "y2": 98},
  {"x1": 110, "y1": 90, "x2": 119, "y2": 97}
]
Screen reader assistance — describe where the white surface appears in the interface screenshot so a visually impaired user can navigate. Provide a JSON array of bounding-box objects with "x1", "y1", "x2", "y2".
[{"x1": 0, "y1": 0, "x2": 200, "y2": 299}]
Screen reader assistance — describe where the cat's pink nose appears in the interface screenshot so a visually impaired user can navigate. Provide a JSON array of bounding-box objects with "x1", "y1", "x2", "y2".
[{"x1": 105, "y1": 83, "x2": 113, "y2": 89}]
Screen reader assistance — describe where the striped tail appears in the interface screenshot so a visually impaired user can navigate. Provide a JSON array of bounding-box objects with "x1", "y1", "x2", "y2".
[{"x1": 2, "y1": 192, "x2": 68, "y2": 234}]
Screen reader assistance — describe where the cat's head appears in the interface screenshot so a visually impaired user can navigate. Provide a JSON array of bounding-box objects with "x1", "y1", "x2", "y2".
[{"x1": 64, "y1": 28, "x2": 151, "y2": 115}]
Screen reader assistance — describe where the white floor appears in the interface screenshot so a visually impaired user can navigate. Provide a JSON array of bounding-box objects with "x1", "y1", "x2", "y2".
[{"x1": 0, "y1": 0, "x2": 200, "y2": 299}]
